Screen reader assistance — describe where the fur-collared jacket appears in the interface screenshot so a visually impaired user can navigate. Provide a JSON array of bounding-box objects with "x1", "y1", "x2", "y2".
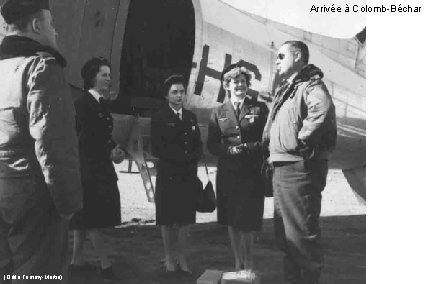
[
  {"x1": 267, "y1": 64, "x2": 337, "y2": 162},
  {"x1": 0, "y1": 36, "x2": 82, "y2": 215}
]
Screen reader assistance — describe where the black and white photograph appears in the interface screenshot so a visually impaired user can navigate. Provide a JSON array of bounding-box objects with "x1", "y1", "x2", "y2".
[{"x1": 1, "y1": 0, "x2": 422, "y2": 283}]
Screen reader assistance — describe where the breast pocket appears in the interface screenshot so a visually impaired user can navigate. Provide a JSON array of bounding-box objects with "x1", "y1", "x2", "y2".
[
  {"x1": 163, "y1": 121, "x2": 179, "y2": 140},
  {"x1": 275, "y1": 104, "x2": 301, "y2": 151},
  {"x1": 287, "y1": 105, "x2": 302, "y2": 130},
  {"x1": 187, "y1": 119, "x2": 198, "y2": 132},
  {"x1": 219, "y1": 119, "x2": 239, "y2": 138}
]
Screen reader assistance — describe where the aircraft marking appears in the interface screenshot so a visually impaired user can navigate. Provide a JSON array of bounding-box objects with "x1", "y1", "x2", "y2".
[
  {"x1": 194, "y1": 45, "x2": 231, "y2": 103},
  {"x1": 194, "y1": 45, "x2": 262, "y2": 103}
]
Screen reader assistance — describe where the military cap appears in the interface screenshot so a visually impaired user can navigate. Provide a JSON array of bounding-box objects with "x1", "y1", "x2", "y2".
[
  {"x1": 1, "y1": 0, "x2": 49, "y2": 24},
  {"x1": 164, "y1": 74, "x2": 185, "y2": 86},
  {"x1": 220, "y1": 62, "x2": 252, "y2": 88},
  {"x1": 220, "y1": 63, "x2": 239, "y2": 83},
  {"x1": 163, "y1": 74, "x2": 186, "y2": 96}
]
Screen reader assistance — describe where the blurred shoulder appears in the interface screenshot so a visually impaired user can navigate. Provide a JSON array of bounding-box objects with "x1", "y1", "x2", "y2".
[
  {"x1": 25, "y1": 51, "x2": 64, "y2": 84},
  {"x1": 183, "y1": 108, "x2": 197, "y2": 119},
  {"x1": 247, "y1": 96, "x2": 268, "y2": 111},
  {"x1": 152, "y1": 105, "x2": 170, "y2": 121},
  {"x1": 29, "y1": 51, "x2": 61, "y2": 70}
]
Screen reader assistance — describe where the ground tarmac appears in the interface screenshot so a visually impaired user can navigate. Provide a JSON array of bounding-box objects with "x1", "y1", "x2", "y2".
[{"x1": 69, "y1": 162, "x2": 366, "y2": 284}]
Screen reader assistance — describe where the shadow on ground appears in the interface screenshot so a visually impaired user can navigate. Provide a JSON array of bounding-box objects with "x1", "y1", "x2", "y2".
[{"x1": 68, "y1": 214, "x2": 365, "y2": 284}]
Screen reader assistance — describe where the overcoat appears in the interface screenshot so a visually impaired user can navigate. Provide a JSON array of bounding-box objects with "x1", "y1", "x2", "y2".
[
  {"x1": 151, "y1": 105, "x2": 202, "y2": 225},
  {"x1": 207, "y1": 96, "x2": 268, "y2": 231},
  {"x1": 70, "y1": 91, "x2": 121, "y2": 229}
]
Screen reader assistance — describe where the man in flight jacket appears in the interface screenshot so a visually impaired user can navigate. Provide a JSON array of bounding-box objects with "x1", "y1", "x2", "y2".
[{"x1": 0, "y1": 0, "x2": 82, "y2": 281}]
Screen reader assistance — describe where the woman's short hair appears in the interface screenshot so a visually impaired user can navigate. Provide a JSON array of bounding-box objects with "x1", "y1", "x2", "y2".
[
  {"x1": 81, "y1": 57, "x2": 111, "y2": 90},
  {"x1": 221, "y1": 63, "x2": 252, "y2": 89},
  {"x1": 163, "y1": 74, "x2": 186, "y2": 97}
]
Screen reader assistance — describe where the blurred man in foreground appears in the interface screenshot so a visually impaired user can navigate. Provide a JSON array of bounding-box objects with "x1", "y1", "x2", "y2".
[{"x1": 0, "y1": 0, "x2": 82, "y2": 282}]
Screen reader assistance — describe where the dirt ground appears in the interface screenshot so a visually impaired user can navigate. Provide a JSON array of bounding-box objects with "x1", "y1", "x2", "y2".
[{"x1": 68, "y1": 163, "x2": 366, "y2": 284}]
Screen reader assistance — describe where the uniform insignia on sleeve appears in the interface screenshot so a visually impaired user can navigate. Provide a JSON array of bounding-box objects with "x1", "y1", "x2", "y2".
[
  {"x1": 244, "y1": 114, "x2": 258, "y2": 123},
  {"x1": 27, "y1": 57, "x2": 50, "y2": 90}
]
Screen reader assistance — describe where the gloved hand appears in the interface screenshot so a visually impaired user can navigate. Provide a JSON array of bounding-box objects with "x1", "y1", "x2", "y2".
[
  {"x1": 240, "y1": 142, "x2": 260, "y2": 154},
  {"x1": 261, "y1": 158, "x2": 274, "y2": 197},
  {"x1": 111, "y1": 145, "x2": 126, "y2": 164},
  {"x1": 296, "y1": 141, "x2": 315, "y2": 160},
  {"x1": 227, "y1": 145, "x2": 244, "y2": 156},
  {"x1": 186, "y1": 151, "x2": 201, "y2": 162},
  {"x1": 60, "y1": 213, "x2": 74, "y2": 221},
  {"x1": 258, "y1": 91, "x2": 273, "y2": 102}
]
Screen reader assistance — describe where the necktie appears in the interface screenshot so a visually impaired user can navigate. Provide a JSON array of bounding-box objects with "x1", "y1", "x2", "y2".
[
  {"x1": 176, "y1": 112, "x2": 182, "y2": 120},
  {"x1": 99, "y1": 97, "x2": 105, "y2": 106},
  {"x1": 234, "y1": 102, "x2": 241, "y2": 118}
]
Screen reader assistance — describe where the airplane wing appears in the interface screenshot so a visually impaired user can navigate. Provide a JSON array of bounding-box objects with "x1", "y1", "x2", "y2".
[{"x1": 220, "y1": 0, "x2": 366, "y2": 38}]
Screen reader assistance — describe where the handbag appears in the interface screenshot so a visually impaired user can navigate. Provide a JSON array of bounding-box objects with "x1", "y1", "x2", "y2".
[
  {"x1": 260, "y1": 155, "x2": 274, "y2": 197},
  {"x1": 196, "y1": 156, "x2": 216, "y2": 213}
]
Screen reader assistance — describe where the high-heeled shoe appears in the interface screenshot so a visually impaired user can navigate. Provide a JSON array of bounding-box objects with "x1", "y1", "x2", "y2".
[
  {"x1": 69, "y1": 262, "x2": 97, "y2": 272},
  {"x1": 176, "y1": 258, "x2": 192, "y2": 275},
  {"x1": 235, "y1": 260, "x2": 244, "y2": 271},
  {"x1": 99, "y1": 265, "x2": 116, "y2": 281},
  {"x1": 164, "y1": 258, "x2": 177, "y2": 273}
]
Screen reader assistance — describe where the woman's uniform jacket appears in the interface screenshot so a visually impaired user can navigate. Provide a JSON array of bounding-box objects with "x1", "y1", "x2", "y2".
[
  {"x1": 74, "y1": 92, "x2": 117, "y2": 182},
  {"x1": 151, "y1": 105, "x2": 202, "y2": 176},
  {"x1": 207, "y1": 96, "x2": 269, "y2": 230},
  {"x1": 207, "y1": 96, "x2": 269, "y2": 174},
  {"x1": 151, "y1": 105, "x2": 203, "y2": 225},
  {"x1": 70, "y1": 91, "x2": 121, "y2": 229}
]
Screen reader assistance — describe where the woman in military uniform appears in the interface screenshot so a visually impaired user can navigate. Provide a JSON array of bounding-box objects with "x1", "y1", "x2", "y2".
[
  {"x1": 151, "y1": 75, "x2": 202, "y2": 274},
  {"x1": 207, "y1": 64, "x2": 269, "y2": 270},
  {"x1": 69, "y1": 57, "x2": 125, "y2": 280}
]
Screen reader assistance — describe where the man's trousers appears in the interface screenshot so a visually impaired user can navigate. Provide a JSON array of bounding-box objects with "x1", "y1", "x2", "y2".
[
  {"x1": 0, "y1": 177, "x2": 69, "y2": 284},
  {"x1": 273, "y1": 159, "x2": 328, "y2": 284}
]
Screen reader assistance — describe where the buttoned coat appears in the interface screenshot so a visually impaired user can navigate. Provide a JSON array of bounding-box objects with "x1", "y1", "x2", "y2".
[
  {"x1": 207, "y1": 97, "x2": 268, "y2": 230},
  {"x1": 74, "y1": 92, "x2": 118, "y2": 182},
  {"x1": 151, "y1": 105, "x2": 202, "y2": 225},
  {"x1": 70, "y1": 91, "x2": 121, "y2": 229}
]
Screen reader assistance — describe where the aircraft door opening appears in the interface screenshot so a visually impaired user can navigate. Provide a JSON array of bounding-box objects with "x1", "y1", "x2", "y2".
[{"x1": 115, "y1": 0, "x2": 195, "y2": 115}]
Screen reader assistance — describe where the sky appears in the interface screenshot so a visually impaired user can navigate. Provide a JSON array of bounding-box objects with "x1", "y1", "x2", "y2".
[{"x1": 222, "y1": 0, "x2": 366, "y2": 38}]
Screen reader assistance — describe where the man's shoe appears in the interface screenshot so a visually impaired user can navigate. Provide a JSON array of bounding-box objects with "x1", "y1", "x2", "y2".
[
  {"x1": 69, "y1": 263, "x2": 97, "y2": 272},
  {"x1": 99, "y1": 266, "x2": 116, "y2": 281},
  {"x1": 176, "y1": 263, "x2": 192, "y2": 275}
]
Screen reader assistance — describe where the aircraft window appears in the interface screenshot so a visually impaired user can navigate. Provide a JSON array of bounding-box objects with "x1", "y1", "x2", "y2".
[{"x1": 116, "y1": 0, "x2": 195, "y2": 116}]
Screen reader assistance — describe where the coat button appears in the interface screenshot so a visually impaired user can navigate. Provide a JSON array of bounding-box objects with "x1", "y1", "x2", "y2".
[
  {"x1": 236, "y1": 126, "x2": 239, "y2": 129},
  {"x1": 237, "y1": 136, "x2": 240, "y2": 139}
]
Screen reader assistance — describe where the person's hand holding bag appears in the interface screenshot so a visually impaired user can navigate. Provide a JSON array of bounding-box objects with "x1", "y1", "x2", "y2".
[{"x1": 110, "y1": 145, "x2": 125, "y2": 164}]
